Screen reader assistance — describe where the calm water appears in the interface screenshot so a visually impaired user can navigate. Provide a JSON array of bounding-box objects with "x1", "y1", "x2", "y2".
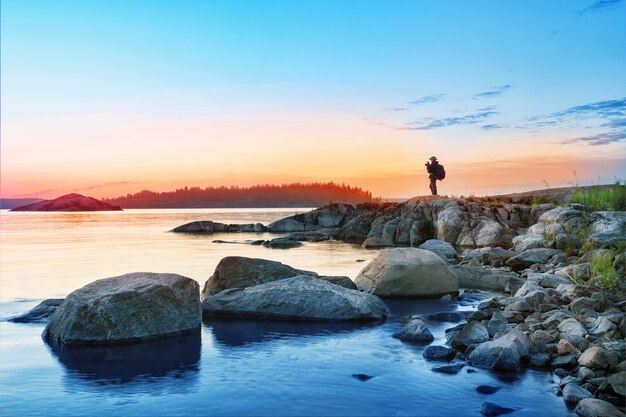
[{"x1": 0, "y1": 209, "x2": 573, "y2": 416}]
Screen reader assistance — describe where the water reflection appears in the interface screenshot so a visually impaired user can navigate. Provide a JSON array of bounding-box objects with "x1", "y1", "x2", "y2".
[
  {"x1": 206, "y1": 319, "x2": 379, "y2": 348},
  {"x1": 46, "y1": 332, "x2": 201, "y2": 394}
]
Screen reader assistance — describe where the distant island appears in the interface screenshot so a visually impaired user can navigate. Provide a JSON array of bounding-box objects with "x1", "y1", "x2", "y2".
[
  {"x1": 102, "y1": 182, "x2": 378, "y2": 208},
  {"x1": 10, "y1": 194, "x2": 123, "y2": 212},
  {"x1": 0, "y1": 198, "x2": 44, "y2": 210}
]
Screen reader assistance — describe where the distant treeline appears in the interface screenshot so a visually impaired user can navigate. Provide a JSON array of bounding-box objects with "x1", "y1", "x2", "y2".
[{"x1": 103, "y1": 182, "x2": 378, "y2": 208}]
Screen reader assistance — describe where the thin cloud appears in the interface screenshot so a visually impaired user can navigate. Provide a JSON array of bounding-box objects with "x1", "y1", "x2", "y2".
[
  {"x1": 410, "y1": 93, "x2": 445, "y2": 105},
  {"x1": 386, "y1": 107, "x2": 408, "y2": 112},
  {"x1": 481, "y1": 123, "x2": 507, "y2": 130},
  {"x1": 562, "y1": 129, "x2": 626, "y2": 146},
  {"x1": 71, "y1": 181, "x2": 133, "y2": 192},
  {"x1": 405, "y1": 109, "x2": 498, "y2": 130},
  {"x1": 579, "y1": 0, "x2": 624, "y2": 13},
  {"x1": 473, "y1": 85, "x2": 512, "y2": 99}
]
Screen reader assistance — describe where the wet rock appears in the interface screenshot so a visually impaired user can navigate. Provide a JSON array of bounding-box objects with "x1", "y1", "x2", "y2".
[
  {"x1": 558, "y1": 318, "x2": 588, "y2": 338},
  {"x1": 432, "y1": 363, "x2": 465, "y2": 374},
  {"x1": 563, "y1": 383, "x2": 592, "y2": 406},
  {"x1": 487, "y1": 311, "x2": 508, "y2": 337},
  {"x1": 574, "y1": 398, "x2": 623, "y2": 417},
  {"x1": 450, "y1": 265, "x2": 524, "y2": 292},
  {"x1": 423, "y1": 345, "x2": 456, "y2": 361},
  {"x1": 43, "y1": 273, "x2": 201, "y2": 345},
  {"x1": 578, "y1": 346, "x2": 610, "y2": 370},
  {"x1": 355, "y1": 248, "x2": 458, "y2": 298},
  {"x1": 393, "y1": 319, "x2": 434, "y2": 343},
  {"x1": 423, "y1": 311, "x2": 468, "y2": 323},
  {"x1": 285, "y1": 231, "x2": 330, "y2": 242},
  {"x1": 8, "y1": 299, "x2": 64, "y2": 323},
  {"x1": 319, "y1": 276, "x2": 357, "y2": 290},
  {"x1": 418, "y1": 239, "x2": 458, "y2": 262},
  {"x1": 557, "y1": 339, "x2": 576, "y2": 355},
  {"x1": 171, "y1": 220, "x2": 229, "y2": 234},
  {"x1": 449, "y1": 321, "x2": 489, "y2": 349},
  {"x1": 530, "y1": 353, "x2": 550, "y2": 367},
  {"x1": 202, "y1": 256, "x2": 317, "y2": 297},
  {"x1": 469, "y1": 330, "x2": 531, "y2": 371},
  {"x1": 361, "y1": 237, "x2": 394, "y2": 249},
  {"x1": 476, "y1": 385, "x2": 502, "y2": 394},
  {"x1": 607, "y1": 371, "x2": 625, "y2": 396},
  {"x1": 352, "y1": 373, "x2": 374, "y2": 381},
  {"x1": 578, "y1": 367, "x2": 596, "y2": 381},
  {"x1": 480, "y1": 402, "x2": 515, "y2": 416},
  {"x1": 261, "y1": 237, "x2": 303, "y2": 249},
  {"x1": 202, "y1": 275, "x2": 389, "y2": 322},
  {"x1": 550, "y1": 354, "x2": 578, "y2": 369}
]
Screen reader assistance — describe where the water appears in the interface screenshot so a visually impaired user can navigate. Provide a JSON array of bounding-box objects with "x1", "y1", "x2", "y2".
[{"x1": 0, "y1": 209, "x2": 574, "y2": 416}]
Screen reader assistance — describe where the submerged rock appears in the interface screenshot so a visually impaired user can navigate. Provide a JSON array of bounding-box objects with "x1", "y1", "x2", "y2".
[
  {"x1": 43, "y1": 273, "x2": 201, "y2": 345},
  {"x1": 476, "y1": 385, "x2": 502, "y2": 394},
  {"x1": 352, "y1": 373, "x2": 375, "y2": 381},
  {"x1": 423, "y1": 345, "x2": 456, "y2": 361},
  {"x1": 9, "y1": 299, "x2": 64, "y2": 323},
  {"x1": 480, "y1": 402, "x2": 515, "y2": 417},
  {"x1": 202, "y1": 275, "x2": 389, "y2": 322},
  {"x1": 355, "y1": 248, "x2": 458, "y2": 298},
  {"x1": 393, "y1": 319, "x2": 434, "y2": 343},
  {"x1": 261, "y1": 237, "x2": 303, "y2": 249},
  {"x1": 432, "y1": 363, "x2": 465, "y2": 374}
]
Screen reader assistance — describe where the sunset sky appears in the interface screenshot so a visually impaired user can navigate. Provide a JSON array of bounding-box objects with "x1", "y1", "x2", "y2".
[{"x1": 1, "y1": 0, "x2": 625, "y2": 199}]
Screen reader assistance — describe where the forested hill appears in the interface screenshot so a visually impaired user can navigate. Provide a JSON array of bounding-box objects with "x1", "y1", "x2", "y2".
[{"x1": 103, "y1": 182, "x2": 378, "y2": 208}]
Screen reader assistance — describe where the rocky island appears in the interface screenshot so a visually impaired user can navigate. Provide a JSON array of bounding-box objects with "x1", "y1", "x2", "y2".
[{"x1": 10, "y1": 193, "x2": 123, "y2": 212}]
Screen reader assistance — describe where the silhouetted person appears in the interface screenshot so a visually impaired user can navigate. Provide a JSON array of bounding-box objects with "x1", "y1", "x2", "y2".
[{"x1": 425, "y1": 156, "x2": 445, "y2": 195}]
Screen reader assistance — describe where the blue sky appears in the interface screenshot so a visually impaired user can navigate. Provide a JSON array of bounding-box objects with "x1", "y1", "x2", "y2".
[{"x1": 1, "y1": 0, "x2": 625, "y2": 197}]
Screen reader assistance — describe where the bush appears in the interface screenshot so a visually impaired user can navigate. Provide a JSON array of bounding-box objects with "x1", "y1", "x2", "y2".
[
  {"x1": 589, "y1": 251, "x2": 623, "y2": 293},
  {"x1": 571, "y1": 182, "x2": 626, "y2": 211}
]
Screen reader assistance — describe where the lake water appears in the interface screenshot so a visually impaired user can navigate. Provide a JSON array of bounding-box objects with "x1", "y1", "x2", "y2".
[{"x1": 0, "y1": 209, "x2": 574, "y2": 416}]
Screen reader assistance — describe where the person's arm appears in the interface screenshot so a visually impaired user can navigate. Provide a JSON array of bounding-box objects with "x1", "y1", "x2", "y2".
[{"x1": 426, "y1": 162, "x2": 433, "y2": 173}]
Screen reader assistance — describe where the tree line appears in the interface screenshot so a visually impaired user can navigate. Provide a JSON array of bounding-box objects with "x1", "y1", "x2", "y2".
[{"x1": 103, "y1": 182, "x2": 378, "y2": 208}]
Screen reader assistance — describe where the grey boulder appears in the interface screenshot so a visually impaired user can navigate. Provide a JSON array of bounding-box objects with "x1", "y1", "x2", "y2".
[
  {"x1": 9, "y1": 299, "x2": 64, "y2": 323},
  {"x1": 393, "y1": 319, "x2": 434, "y2": 343},
  {"x1": 469, "y1": 331, "x2": 532, "y2": 371},
  {"x1": 418, "y1": 239, "x2": 458, "y2": 262},
  {"x1": 202, "y1": 275, "x2": 389, "y2": 322},
  {"x1": 574, "y1": 398, "x2": 623, "y2": 417},
  {"x1": 43, "y1": 272, "x2": 201, "y2": 345}
]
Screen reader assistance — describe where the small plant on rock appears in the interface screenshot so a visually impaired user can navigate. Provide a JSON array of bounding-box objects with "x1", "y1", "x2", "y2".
[{"x1": 589, "y1": 251, "x2": 623, "y2": 293}]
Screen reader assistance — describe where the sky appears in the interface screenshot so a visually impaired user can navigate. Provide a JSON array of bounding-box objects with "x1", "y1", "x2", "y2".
[{"x1": 1, "y1": 0, "x2": 625, "y2": 199}]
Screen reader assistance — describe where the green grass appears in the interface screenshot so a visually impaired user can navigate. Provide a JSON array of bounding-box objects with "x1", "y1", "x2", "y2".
[
  {"x1": 589, "y1": 251, "x2": 623, "y2": 293},
  {"x1": 570, "y1": 182, "x2": 626, "y2": 211}
]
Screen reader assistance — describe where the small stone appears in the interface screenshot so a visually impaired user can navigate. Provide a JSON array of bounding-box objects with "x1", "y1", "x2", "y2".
[
  {"x1": 351, "y1": 373, "x2": 374, "y2": 381},
  {"x1": 432, "y1": 363, "x2": 465, "y2": 374},
  {"x1": 476, "y1": 385, "x2": 502, "y2": 394},
  {"x1": 550, "y1": 354, "x2": 577, "y2": 369},
  {"x1": 530, "y1": 353, "x2": 550, "y2": 367},
  {"x1": 557, "y1": 339, "x2": 576, "y2": 355},
  {"x1": 480, "y1": 402, "x2": 515, "y2": 417},
  {"x1": 423, "y1": 345, "x2": 456, "y2": 361},
  {"x1": 578, "y1": 346, "x2": 610, "y2": 370},
  {"x1": 563, "y1": 383, "x2": 592, "y2": 406},
  {"x1": 393, "y1": 319, "x2": 434, "y2": 343}
]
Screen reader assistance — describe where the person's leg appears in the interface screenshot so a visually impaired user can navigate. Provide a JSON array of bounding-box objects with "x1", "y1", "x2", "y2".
[{"x1": 429, "y1": 178, "x2": 437, "y2": 195}]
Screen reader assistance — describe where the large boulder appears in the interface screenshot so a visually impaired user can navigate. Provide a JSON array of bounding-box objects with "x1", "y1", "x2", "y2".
[
  {"x1": 562, "y1": 383, "x2": 592, "y2": 406},
  {"x1": 574, "y1": 398, "x2": 623, "y2": 417},
  {"x1": 43, "y1": 273, "x2": 201, "y2": 345},
  {"x1": 450, "y1": 265, "x2": 524, "y2": 292},
  {"x1": 393, "y1": 319, "x2": 434, "y2": 343},
  {"x1": 202, "y1": 275, "x2": 389, "y2": 321},
  {"x1": 505, "y1": 248, "x2": 561, "y2": 271},
  {"x1": 468, "y1": 331, "x2": 532, "y2": 371},
  {"x1": 171, "y1": 220, "x2": 228, "y2": 234},
  {"x1": 578, "y1": 346, "x2": 610, "y2": 370},
  {"x1": 418, "y1": 239, "x2": 458, "y2": 262},
  {"x1": 448, "y1": 321, "x2": 489, "y2": 349},
  {"x1": 355, "y1": 248, "x2": 458, "y2": 298},
  {"x1": 202, "y1": 256, "x2": 317, "y2": 297}
]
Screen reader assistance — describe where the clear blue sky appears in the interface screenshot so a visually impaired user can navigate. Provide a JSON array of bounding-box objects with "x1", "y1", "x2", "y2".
[{"x1": 1, "y1": 0, "x2": 625, "y2": 197}]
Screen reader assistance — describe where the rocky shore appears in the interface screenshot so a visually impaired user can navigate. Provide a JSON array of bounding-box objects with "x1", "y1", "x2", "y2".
[{"x1": 8, "y1": 196, "x2": 625, "y2": 416}]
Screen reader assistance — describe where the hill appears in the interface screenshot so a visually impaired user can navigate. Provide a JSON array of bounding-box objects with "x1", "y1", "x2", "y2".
[
  {"x1": 0, "y1": 198, "x2": 44, "y2": 210},
  {"x1": 11, "y1": 194, "x2": 123, "y2": 212},
  {"x1": 103, "y1": 182, "x2": 377, "y2": 208}
]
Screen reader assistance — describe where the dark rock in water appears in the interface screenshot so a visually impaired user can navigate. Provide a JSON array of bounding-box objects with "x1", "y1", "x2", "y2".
[
  {"x1": 318, "y1": 276, "x2": 357, "y2": 290},
  {"x1": 9, "y1": 299, "x2": 64, "y2": 323},
  {"x1": 393, "y1": 319, "x2": 434, "y2": 343},
  {"x1": 439, "y1": 294, "x2": 458, "y2": 303},
  {"x1": 172, "y1": 220, "x2": 228, "y2": 234},
  {"x1": 476, "y1": 385, "x2": 502, "y2": 394},
  {"x1": 466, "y1": 368, "x2": 477, "y2": 373},
  {"x1": 202, "y1": 256, "x2": 318, "y2": 297},
  {"x1": 285, "y1": 231, "x2": 330, "y2": 242},
  {"x1": 10, "y1": 193, "x2": 122, "y2": 212},
  {"x1": 424, "y1": 311, "x2": 468, "y2": 323},
  {"x1": 480, "y1": 402, "x2": 515, "y2": 416},
  {"x1": 202, "y1": 276, "x2": 389, "y2": 322},
  {"x1": 562, "y1": 383, "x2": 592, "y2": 406},
  {"x1": 352, "y1": 373, "x2": 374, "y2": 381},
  {"x1": 262, "y1": 237, "x2": 303, "y2": 249},
  {"x1": 529, "y1": 353, "x2": 550, "y2": 367},
  {"x1": 212, "y1": 239, "x2": 261, "y2": 245},
  {"x1": 43, "y1": 272, "x2": 201, "y2": 345},
  {"x1": 432, "y1": 363, "x2": 465, "y2": 374},
  {"x1": 423, "y1": 345, "x2": 456, "y2": 361}
]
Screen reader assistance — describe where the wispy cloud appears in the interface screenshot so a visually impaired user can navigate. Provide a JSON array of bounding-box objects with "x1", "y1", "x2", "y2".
[
  {"x1": 579, "y1": 0, "x2": 624, "y2": 13},
  {"x1": 473, "y1": 85, "x2": 512, "y2": 99},
  {"x1": 481, "y1": 123, "x2": 507, "y2": 130},
  {"x1": 562, "y1": 130, "x2": 626, "y2": 145},
  {"x1": 386, "y1": 107, "x2": 408, "y2": 112},
  {"x1": 71, "y1": 181, "x2": 133, "y2": 192},
  {"x1": 410, "y1": 93, "x2": 445, "y2": 105},
  {"x1": 405, "y1": 109, "x2": 498, "y2": 130}
]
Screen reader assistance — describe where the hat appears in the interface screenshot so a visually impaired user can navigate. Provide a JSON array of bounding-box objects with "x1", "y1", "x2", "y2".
[{"x1": 429, "y1": 156, "x2": 437, "y2": 161}]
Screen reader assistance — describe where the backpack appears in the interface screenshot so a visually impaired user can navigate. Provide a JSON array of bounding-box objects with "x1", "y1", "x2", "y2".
[{"x1": 436, "y1": 164, "x2": 446, "y2": 180}]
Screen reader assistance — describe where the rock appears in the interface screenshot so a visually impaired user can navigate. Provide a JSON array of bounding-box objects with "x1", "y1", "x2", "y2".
[
  {"x1": 563, "y1": 383, "x2": 592, "y2": 406},
  {"x1": 570, "y1": 297, "x2": 601, "y2": 314},
  {"x1": 530, "y1": 353, "x2": 550, "y2": 367},
  {"x1": 10, "y1": 193, "x2": 122, "y2": 212},
  {"x1": 551, "y1": 354, "x2": 578, "y2": 369},
  {"x1": 432, "y1": 363, "x2": 465, "y2": 374},
  {"x1": 469, "y1": 331, "x2": 532, "y2": 371},
  {"x1": 319, "y1": 276, "x2": 357, "y2": 290},
  {"x1": 558, "y1": 318, "x2": 588, "y2": 338},
  {"x1": 226, "y1": 224, "x2": 257, "y2": 233},
  {"x1": 423, "y1": 345, "x2": 456, "y2": 361},
  {"x1": 418, "y1": 239, "x2": 458, "y2": 261},
  {"x1": 202, "y1": 276, "x2": 389, "y2": 322},
  {"x1": 459, "y1": 220, "x2": 516, "y2": 249},
  {"x1": 355, "y1": 248, "x2": 458, "y2": 298},
  {"x1": 578, "y1": 346, "x2": 610, "y2": 370},
  {"x1": 450, "y1": 265, "x2": 524, "y2": 292},
  {"x1": 43, "y1": 273, "x2": 201, "y2": 345},
  {"x1": 504, "y1": 301, "x2": 532, "y2": 313},
  {"x1": 578, "y1": 367, "x2": 596, "y2": 380},
  {"x1": 361, "y1": 237, "x2": 394, "y2": 249},
  {"x1": 527, "y1": 273, "x2": 571, "y2": 288},
  {"x1": 393, "y1": 319, "x2": 434, "y2": 343},
  {"x1": 512, "y1": 235, "x2": 553, "y2": 252},
  {"x1": 505, "y1": 248, "x2": 561, "y2": 271},
  {"x1": 480, "y1": 402, "x2": 515, "y2": 417},
  {"x1": 449, "y1": 321, "x2": 489, "y2": 349},
  {"x1": 9, "y1": 299, "x2": 64, "y2": 323},
  {"x1": 352, "y1": 373, "x2": 374, "y2": 381},
  {"x1": 587, "y1": 316, "x2": 617, "y2": 337},
  {"x1": 261, "y1": 237, "x2": 303, "y2": 249},
  {"x1": 424, "y1": 311, "x2": 469, "y2": 323},
  {"x1": 557, "y1": 339, "x2": 576, "y2": 355},
  {"x1": 607, "y1": 371, "x2": 625, "y2": 396},
  {"x1": 476, "y1": 385, "x2": 502, "y2": 394},
  {"x1": 171, "y1": 220, "x2": 226, "y2": 234},
  {"x1": 574, "y1": 398, "x2": 623, "y2": 417},
  {"x1": 267, "y1": 203, "x2": 353, "y2": 232},
  {"x1": 285, "y1": 231, "x2": 330, "y2": 242},
  {"x1": 202, "y1": 256, "x2": 317, "y2": 297},
  {"x1": 463, "y1": 247, "x2": 518, "y2": 267}
]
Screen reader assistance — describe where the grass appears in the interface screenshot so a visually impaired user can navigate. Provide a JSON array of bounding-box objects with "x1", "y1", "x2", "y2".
[
  {"x1": 570, "y1": 181, "x2": 626, "y2": 211},
  {"x1": 589, "y1": 251, "x2": 623, "y2": 293}
]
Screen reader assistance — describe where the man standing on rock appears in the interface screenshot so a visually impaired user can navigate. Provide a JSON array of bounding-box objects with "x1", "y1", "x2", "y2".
[{"x1": 425, "y1": 156, "x2": 444, "y2": 196}]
